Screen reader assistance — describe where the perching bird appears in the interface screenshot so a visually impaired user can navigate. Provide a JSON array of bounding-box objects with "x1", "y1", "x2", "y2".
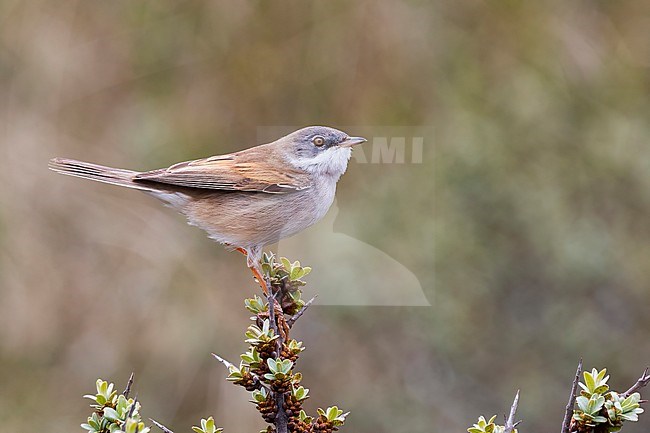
[{"x1": 49, "y1": 126, "x2": 366, "y2": 293}]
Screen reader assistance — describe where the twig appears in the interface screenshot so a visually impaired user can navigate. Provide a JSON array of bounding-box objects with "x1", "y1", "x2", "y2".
[
  {"x1": 561, "y1": 359, "x2": 583, "y2": 433},
  {"x1": 264, "y1": 278, "x2": 288, "y2": 433},
  {"x1": 267, "y1": 291, "x2": 277, "y2": 339},
  {"x1": 287, "y1": 295, "x2": 317, "y2": 328},
  {"x1": 211, "y1": 353, "x2": 235, "y2": 370},
  {"x1": 504, "y1": 390, "x2": 521, "y2": 433},
  {"x1": 266, "y1": 289, "x2": 283, "y2": 351},
  {"x1": 150, "y1": 418, "x2": 175, "y2": 433},
  {"x1": 125, "y1": 396, "x2": 138, "y2": 420},
  {"x1": 275, "y1": 392, "x2": 289, "y2": 433},
  {"x1": 622, "y1": 367, "x2": 650, "y2": 398},
  {"x1": 123, "y1": 372, "x2": 135, "y2": 398}
]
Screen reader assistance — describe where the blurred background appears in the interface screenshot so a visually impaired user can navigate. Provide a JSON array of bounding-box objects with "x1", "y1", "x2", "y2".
[{"x1": 1, "y1": 1, "x2": 650, "y2": 432}]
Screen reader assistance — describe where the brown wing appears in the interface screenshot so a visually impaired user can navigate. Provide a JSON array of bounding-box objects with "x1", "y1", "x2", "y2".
[{"x1": 133, "y1": 147, "x2": 311, "y2": 194}]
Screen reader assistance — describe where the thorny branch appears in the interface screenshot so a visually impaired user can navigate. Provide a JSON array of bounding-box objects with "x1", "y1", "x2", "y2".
[
  {"x1": 503, "y1": 390, "x2": 521, "y2": 433},
  {"x1": 123, "y1": 372, "x2": 135, "y2": 398},
  {"x1": 561, "y1": 359, "x2": 583, "y2": 433},
  {"x1": 266, "y1": 284, "x2": 288, "y2": 433},
  {"x1": 150, "y1": 418, "x2": 175, "y2": 433},
  {"x1": 211, "y1": 353, "x2": 235, "y2": 370},
  {"x1": 622, "y1": 367, "x2": 650, "y2": 399},
  {"x1": 287, "y1": 295, "x2": 317, "y2": 328},
  {"x1": 266, "y1": 288, "x2": 281, "y2": 353},
  {"x1": 75, "y1": 255, "x2": 354, "y2": 433},
  {"x1": 126, "y1": 397, "x2": 139, "y2": 420}
]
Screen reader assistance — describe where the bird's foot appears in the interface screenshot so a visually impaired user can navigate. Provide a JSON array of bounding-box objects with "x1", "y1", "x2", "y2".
[
  {"x1": 233, "y1": 247, "x2": 289, "y2": 339},
  {"x1": 231, "y1": 246, "x2": 269, "y2": 295}
]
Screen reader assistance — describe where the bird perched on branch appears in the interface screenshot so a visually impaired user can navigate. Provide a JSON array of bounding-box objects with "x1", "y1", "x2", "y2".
[{"x1": 49, "y1": 126, "x2": 366, "y2": 293}]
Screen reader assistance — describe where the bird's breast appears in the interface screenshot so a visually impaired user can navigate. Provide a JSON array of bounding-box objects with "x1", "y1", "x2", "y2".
[{"x1": 180, "y1": 178, "x2": 338, "y2": 248}]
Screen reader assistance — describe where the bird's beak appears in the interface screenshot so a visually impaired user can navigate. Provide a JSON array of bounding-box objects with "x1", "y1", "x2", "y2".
[{"x1": 339, "y1": 136, "x2": 367, "y2": 148}]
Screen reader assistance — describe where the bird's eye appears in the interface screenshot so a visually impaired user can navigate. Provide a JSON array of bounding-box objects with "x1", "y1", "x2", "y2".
[{"x1": 312, "y1": 136, "x2": 325, "y2": 146}]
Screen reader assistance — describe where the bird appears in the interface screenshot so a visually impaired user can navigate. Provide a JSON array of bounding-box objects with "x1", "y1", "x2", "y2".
[{"x1": 49, "y1": 126, "x2": 366, "y2": 293}]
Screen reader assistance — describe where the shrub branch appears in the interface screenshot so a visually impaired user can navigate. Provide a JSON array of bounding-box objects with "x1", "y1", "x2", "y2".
[
  {"x1": 469, "y1": 360, "x2": 647, "y2": 433},
  {"x1": 561, "y1": 359, "x2": 583, "y2": 433},
  {"x1": 622, "y1": 367, "x2": 650, "y2": 399}
]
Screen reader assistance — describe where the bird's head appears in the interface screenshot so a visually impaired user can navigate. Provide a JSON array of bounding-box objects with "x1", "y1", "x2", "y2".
[{"x1": 277, "y1": 126, "x2": 366, "y2": 178}]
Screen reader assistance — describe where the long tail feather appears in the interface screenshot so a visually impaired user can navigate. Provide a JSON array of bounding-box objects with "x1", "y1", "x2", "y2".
[{"x1": 48, "y1": 157, "x2": 154, "y2": 192}]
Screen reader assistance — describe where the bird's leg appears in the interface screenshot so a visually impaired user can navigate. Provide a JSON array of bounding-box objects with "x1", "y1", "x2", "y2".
[
  {"x1": 233, "y1": 247, "x2": 289, "y2": 339},
  {"x1": 232, "y1": 247, "x2": 269, "y2": 295},
  {"x1": 250, "y1": 263, "x2": 269, "y2": 295}
]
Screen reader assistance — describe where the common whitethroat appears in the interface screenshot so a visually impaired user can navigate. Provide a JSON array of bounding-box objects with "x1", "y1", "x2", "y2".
[{"x1": 49, "y1": 126, "x2": 367, "y2": 293}]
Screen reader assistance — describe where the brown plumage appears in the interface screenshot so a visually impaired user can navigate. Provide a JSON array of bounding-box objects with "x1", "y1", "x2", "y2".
[
  {"x1": 134, "y1": 143, "x2": 312, "y2": 193},
  {"x1": 49, "y1": 126, "x2": 366, "y2": 293}
]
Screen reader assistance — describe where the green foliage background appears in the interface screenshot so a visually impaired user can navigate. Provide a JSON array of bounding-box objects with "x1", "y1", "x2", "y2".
[{"x1": 1, "y1": 1, "x2": 649, "y2": 432}]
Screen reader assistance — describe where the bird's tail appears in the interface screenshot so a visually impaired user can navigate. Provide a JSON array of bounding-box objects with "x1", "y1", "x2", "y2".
[{"x1": 48, "y1": 157, "x2": 154, "y2": 192}]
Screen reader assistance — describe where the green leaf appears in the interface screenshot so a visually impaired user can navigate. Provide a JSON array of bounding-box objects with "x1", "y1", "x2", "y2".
[
  {"x1": 576, "y1": 396, "x2": 589, "y2": 412},
  {"x1": 326, "y1": 406, "x2": 342, "y2": 421},
  {"x1": 584, "y1": 371, "x2": 595, "y2": 392},
  {"x1": 290, "y1": 267, "x2": 302, "y2": 281},
  {"x1": 88, "y1": 414, "x2": 102, "y2": 429},
  {"x1": 593, "y1": 385, "x2": 609, "y2": 394},
  {"x1": 205, "y1": 417, "x2": 215, "y2": 432},
  {"x1": 293, "y1": 386, "x2": 309, "y2": 401},
  {"x1": 621, "y1": 413, "x2": 639, "y2": 422},
  {"x1": 252, "y1": 389, "x2": 268, "y2": 403},
  {"x1": 103, "y1": 407, "x2": 120, "y2": 422},
  {"x1": 622, "y1": 393, "x2": 641, "y2": 408},
  {"x1": 279, "y1": 359, "x2": 294, "y2": 373}
]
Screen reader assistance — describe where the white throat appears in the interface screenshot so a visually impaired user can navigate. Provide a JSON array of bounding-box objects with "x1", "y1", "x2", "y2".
[{"x1": 288, "y1": 147, "x2": 352, "y2": 179}]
